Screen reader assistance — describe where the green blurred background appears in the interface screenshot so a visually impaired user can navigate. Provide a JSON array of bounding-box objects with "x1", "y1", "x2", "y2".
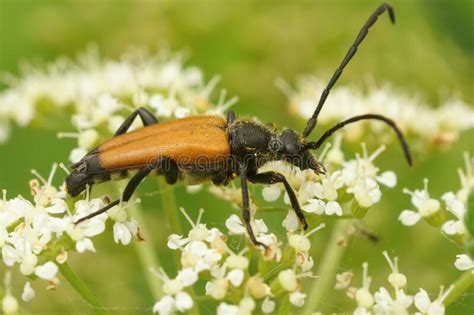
[{"x1": 0, "y1": 0, "x2": 473, "y2": 314}]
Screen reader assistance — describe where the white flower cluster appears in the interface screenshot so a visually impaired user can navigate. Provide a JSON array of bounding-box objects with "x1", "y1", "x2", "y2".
[
  {"x1": 0, "y1": 163, "x2": 139, "y2": 305},
  {"x1": 279, "y1": 76, "x2": 474, "y2": 149},
  {"x1": 0, "y1": 47, "x2": 237, "y2": 161},
  {"x1": 152, "y1": 207, "x2": 324, "y2": 314},
  {"x1": 345, "y1": 251, "x2": 453, "y2": 315},
  {"x1": 399, "y1": 152, "x2": 474, "y2": 271},
  {"x1": 252, "y1": 139, "x2": 397, "y2": 220}
]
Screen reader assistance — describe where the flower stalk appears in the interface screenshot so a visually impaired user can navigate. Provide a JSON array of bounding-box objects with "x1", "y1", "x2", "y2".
[
  {"x1": 128, "y1": 202, "x2": 164, "y2": 299},
  {"x1": 301, "y1": 218, "x2": 353, "y2": 314},
  {"x1": 443, "y1": 269, "x2": 474, "y2": 306}
]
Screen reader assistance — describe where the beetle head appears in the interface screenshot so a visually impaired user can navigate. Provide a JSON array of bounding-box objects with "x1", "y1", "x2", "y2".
[{"x1": 269, "y1": 129, "x2": 325, "y2": 174}]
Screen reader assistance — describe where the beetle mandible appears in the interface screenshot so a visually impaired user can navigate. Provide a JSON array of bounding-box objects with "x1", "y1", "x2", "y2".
[{"x1": 65, "y1": 3, "x2": 412, "y2": 248}]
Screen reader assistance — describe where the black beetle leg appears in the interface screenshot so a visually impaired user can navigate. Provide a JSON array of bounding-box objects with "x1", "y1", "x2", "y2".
[
  {"x1": 75, "y1": 157, "x2": 178, "y2": 224},
  {"x1": 114, "y1": 107, "x2": 159, "y2": 136},
  {"x1": 226, "y1": 110, "x2": 236, "y2": 125},
  {"x1": 248, "y1": 171, "x2": 308, "y2": 231},
  {"x1": 239, "y1": 163, "x2": 267, "y2": 248}
]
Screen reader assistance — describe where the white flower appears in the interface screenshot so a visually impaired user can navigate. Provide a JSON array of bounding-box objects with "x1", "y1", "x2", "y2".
[
  {"x1": 2, "y1": 294, "x2": 18, "y2": 315},
  {"x1": 262, "y1": 186, "x2": 281, "y2": 202},
  {"x1": 441, "y1": 192, "x2": 467, "y2": 236},
  {"x1": 226, "y1": 214, "x2": 247, "y2": 235},
  {"x1": 399, "y1": 179, "x2": 440, "y2": 226},
  {"x1": 21, "y1": 282, "x2": 35, "y2": 302},
  {"x1": 174, "y1": 291, "x2": 193, "y2": 312},
  {"x1": 414, "y1": 286, "x2": 454, "y2": 315},
  {"x1": 226, "y1": 269, "x2": 245, "y2": 287},
  {"x1": 217, "y1": 303, "x2": 239, "y2": 315},
  {"x1": 278, "y1": 269, "x2": 298, "y2": 292},
  {"x1": 335, "y1": 271, "x2": 353, "y2": 290},
  {"x1": 76, "y1": 238, "x2": 96, "y2": 253},
  {"x1": 354, "y1": 263, "x2": 374, "y2": 309},
  {"x1": 382, "y1": 251, "x2": 407, "y2": 289},
  {"x1": 112, "y1": 219, "x2": 138, "y2": 245},
  {"x1": 152, "y1": 268, "x2": 195, "y2": 314},
  {"x1": 261, "y1": 297, "x2": 276, "y2": 313},
  {"x1": 373, "y1": 287, "x2": 413, "y2": 315},
  {"x1": 454, "y1": 254, "x2": 474, "y2": 271},
  {"x1": 176, "y1": 268, "x2": 198, "y2": 287},
  {"x1": 289, "y1": 291, "x2": 306, "y2": 307},
  {"x1": 34, "y1": 261, "x2": 58, "y2": 280},
  {"x1": 153, "y1": 295, "x2": 174, "y2": 315}
]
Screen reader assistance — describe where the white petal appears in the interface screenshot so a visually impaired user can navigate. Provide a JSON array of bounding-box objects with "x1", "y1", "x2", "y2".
[
  {"x1": 35, "y1": 262, "x2": 58, "y2": 280},
  {"x1": 217, "y1": 303, "x2": 239, "y2": 315},
  {"x1": 175, "y1": 291, "x2": 193, "y2": 311},
  {"x1": 167, "y1": 234, "x2": 188, "y2": 249},
  {"x1": 454, "y1": 254, "x2": 474, "y2": 271},
  {"x1": 46, "y1": 198, "x2": 68, "y2": 214},
  {"x1": 177, "y1": 268, "x2": 198, "y2": 287},
  {"x1": 289, "y1": 291, "x2": 306, "y2": 307},
  {"x1": 261, "y1": 297, "x2": 276, "y2": 313},
  {"x1": 398, "y1": 210, "x2": 421, "y2": 226},
  {"x1": 254, "y1": 219, "x2": 268, "y2": 234},
  {"x1": 153, "y1": 295, "x2": 175, "y2": 315},
  {"x1": 442, "y1": 220, "x2": 457, "y2": 235},
  {"x1": 174, "y1": 106, "x2": 191, "y2": 119},
  {"x1": 427, "y1": 302, "x2": 445, "y2": 315},
  {"x1": 81, "y1": 218, "x2": 106, "y2": 237},
  {"x1": 325, "y1": 201, "x2": 343, "y2": 216},
  {"x1": 282, "y1": 210, "x2": 299, "y2": 232},
  {"x1": 76, "y1": 238, "x2": 96, "y2": 253},
  {"x1": 47, "y1": 217, "x2": 70, "y2": 233},
  {"x1": 113, "y1": 222, "x2": 132, "y2": 245},
  {"x1": 186, "y1": 241, "x2": 208, "y2": 256},
  {"x1": 414, "y1": 289, "x2": 430, "y2": 312},
  {"x1": 69, "y1": 148, "x2": 88, "y2": 163},
  {"x1": 376, "y1": 171, "x2": 397, "y2": 188},
  {"x1": 262, "y1": 186, "x2": 281, "y2": 202},
  {"x1": 21, "y1": 282, "x2": 35, "y2": 302},
  {"x1": 2, "y1": 245, "x2": 20, "y2": 266},
  {"x1": 225, "y1": 215, "x2": 246, "y2": 235},
  {"x1": 302, "y1": 199, "x2": 325, "y2": 215},
  {"x1": 226, "y1": 269, "x2": 244, "y2": 287}
]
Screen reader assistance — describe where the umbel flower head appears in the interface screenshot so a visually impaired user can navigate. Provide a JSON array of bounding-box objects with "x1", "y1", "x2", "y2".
[
  {"x1": 347, "y1": 251, "x2": 454, "y2": 315},
  {"x1": 399, "y1": 152, "x2": 474, "y2": 270},
  {"x1": 0, "y1": 163, "x2": 142, "y2": 302}
]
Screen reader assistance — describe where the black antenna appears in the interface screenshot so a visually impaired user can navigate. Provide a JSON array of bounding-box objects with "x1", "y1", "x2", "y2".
[
  {"x1": 304, "y1": 114, "x2": 412, "y2": 166},
  {"x1": 302, "y1": 3, "x2": 395, "y2": 138}
]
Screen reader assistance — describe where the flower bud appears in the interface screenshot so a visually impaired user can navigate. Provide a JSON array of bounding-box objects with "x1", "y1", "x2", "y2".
[{"x1": 278, "y1": 269, "x2": 298, "y2": 292}]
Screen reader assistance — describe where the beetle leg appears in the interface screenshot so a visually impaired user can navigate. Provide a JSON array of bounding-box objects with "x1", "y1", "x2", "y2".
[
  {"x1": 74, "y1": 166, "x2": 152, "y2": 224},
  {"x1": 114, "y1": 107, "x2": 159, "y2": 136},
  {"x1": 226, "y1": 110, "x2": 236, "y2": 125},
  {"x1": 248, "y1": 171, "x2": 308, "y2": 231},
  {"x1": 239, "y1": 163, "x2": 267, "y2": 248}
]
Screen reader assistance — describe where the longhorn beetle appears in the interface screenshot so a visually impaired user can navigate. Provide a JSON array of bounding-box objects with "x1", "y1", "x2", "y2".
[{"x1": 66, "y1": 3, "x2": 412, "y2": 247}]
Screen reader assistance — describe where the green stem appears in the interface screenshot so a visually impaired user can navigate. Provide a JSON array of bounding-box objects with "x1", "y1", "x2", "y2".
[
  {"x1": 444, "y1": 269, "x2": 474, "y2": 306},
  {"x1": 129, "y1": 203, "x2": 164, "y2": 299},
  {"x1": 157, "y1": 178, "x2": 200, "y2": 315},
  {"x1": 157, "y1": 178, "x2": 182, "y2": 258},
  {"x1": 58, "y1": 262, "x2": 109, "y2": 315},
  {"x1": 301, "y1": 219, "x2": 353, "y2": 315},
  {"x1": 277, "y1": 295, "x2": 291, "y2": 315}
]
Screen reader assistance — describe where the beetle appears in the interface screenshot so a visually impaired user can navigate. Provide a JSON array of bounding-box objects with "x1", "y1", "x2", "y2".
[{"x1": 65, "y1": 3, "x2": 412, "y2": 247}]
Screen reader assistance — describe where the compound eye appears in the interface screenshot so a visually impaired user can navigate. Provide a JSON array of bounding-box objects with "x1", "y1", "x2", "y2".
[{"x1": 268, "y1": 138, "x2": 283, "y2": 153}]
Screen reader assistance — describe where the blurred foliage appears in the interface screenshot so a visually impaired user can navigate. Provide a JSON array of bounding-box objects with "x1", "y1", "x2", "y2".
[{"x1": 0, "y1": 0, "x2": 473, "y2": 314}]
